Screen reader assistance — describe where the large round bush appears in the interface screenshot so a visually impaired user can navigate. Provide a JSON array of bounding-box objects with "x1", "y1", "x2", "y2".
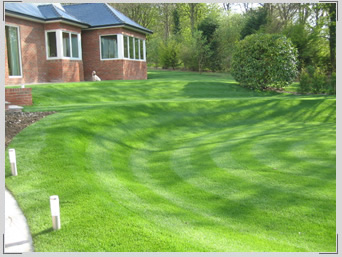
[{"x1": 231, "y1": 33, "x2": 298, "y2": 89}]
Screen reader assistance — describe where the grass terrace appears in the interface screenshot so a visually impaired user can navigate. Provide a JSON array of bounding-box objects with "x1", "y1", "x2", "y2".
[{"x1": 5, "y1": 70, "x2": 336, "y2": 252}]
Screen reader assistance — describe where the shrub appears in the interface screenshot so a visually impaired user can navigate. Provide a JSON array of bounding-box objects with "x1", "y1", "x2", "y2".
[
  {"x1": 231, "y1": 33, "x2": 298, "y2": 90},
  {"x1": 160, "y1": 40, "x2": 180, "y2": 70},
  {"x1": 299, "y1": 66, "x2": 336, "y2": 94}
]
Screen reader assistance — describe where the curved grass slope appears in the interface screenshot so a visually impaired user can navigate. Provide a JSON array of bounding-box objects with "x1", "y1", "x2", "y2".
[{"x1": 5, "y1": 71, "x2": 336, "y2": 252}]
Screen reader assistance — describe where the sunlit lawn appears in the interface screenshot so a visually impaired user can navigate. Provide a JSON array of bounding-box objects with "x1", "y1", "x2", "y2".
[{"x1": 5, "y1": 70, "x2": 336, "y2": 252}]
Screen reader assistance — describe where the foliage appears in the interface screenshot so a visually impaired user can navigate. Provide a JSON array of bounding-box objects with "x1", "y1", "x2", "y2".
[
  {"x1": 231, "y1": 33, "x2": 298, "y2": 89},
  {"x1": 198, "y1": 16, "x2": 221, "y2": 71},
  {"x1": 114, "y1": 3, "x2": 334, "y2": 74},
  {"x1": 215, "y1": 14, "x2": 246, "y2": 72},
  {"x1": 159, "y1": 40, "x2": 180, "y2": 69},
  {"x1": 172, "y1": 7, "x2": 181, "y2": 35},
  {"x1": 240, "y1": 7, "x2": 268, "y2": 39},
  {"x1": 299, "y1": 66, "x2": 336, "y2": 94},
  {"x1": 180, "y1": 31, "x2": 211, "y2": 72},
  {"x1": 146, "y1": 37, "x2": 162, "y2": 68}
]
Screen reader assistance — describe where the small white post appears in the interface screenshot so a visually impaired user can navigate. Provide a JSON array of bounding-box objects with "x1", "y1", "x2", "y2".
[
  {"x1": 8, "y1": 149, "x2": 18, "y2": 176},
  {"x1": 21, "y1": 84, "x2": 25, "y2": 88},
  {"x1": 50, "y1": 195, "x2": 61, "y2": 230}
]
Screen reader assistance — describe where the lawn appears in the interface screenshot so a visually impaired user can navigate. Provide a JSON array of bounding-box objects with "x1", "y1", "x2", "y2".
[{"x1": 5, "y1": 70, "x2": 336, "y2": 252}]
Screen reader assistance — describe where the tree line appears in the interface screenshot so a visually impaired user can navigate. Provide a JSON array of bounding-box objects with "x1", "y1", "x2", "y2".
[{"x1": 111, "y1": 3, "x2": 336, "y2": 94}]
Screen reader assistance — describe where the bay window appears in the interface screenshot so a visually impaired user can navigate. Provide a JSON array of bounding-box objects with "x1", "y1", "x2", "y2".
[
  {"x1": 122, "y1": 35, "x2": 145, "y2": 61},
  {"x1": 45, "y1": 30, "x2": 81, "y2": 60}
]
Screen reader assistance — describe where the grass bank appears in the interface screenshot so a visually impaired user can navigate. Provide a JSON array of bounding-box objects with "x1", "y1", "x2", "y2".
[{"x1": 5, "y1": 70, "x2": 336, "y2": 252}]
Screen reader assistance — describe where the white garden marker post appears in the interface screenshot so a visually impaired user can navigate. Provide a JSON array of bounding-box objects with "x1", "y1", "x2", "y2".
[
  {"x1": 8, "y1": 149, "x2": 17, "y2": 176},
  {"x1": 50, "y1": 195, "x2": 61, "y2": 230}
]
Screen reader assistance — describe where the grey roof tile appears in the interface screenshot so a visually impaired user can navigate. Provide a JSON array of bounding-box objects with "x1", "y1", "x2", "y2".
[{"x1": 5, "y1": 3, "x2": 152, "y2": 34}]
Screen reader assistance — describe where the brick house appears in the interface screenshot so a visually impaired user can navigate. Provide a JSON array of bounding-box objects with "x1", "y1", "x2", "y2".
[{"x1": 4, "y1": 3, "x2": 153, "y2": 85}]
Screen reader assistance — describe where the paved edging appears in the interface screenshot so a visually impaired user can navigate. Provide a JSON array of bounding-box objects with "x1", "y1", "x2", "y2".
[{"x1": 5, "y1": 189, "x2": 34, "y2": 253}]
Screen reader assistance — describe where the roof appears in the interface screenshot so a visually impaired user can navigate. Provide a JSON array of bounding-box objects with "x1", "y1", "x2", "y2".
[{"x1": 5, "y1": 3, "x2": 152, "y2": 34}]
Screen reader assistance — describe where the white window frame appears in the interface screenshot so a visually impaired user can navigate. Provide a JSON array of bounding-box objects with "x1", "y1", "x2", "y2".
[
  {"x1": 45, "y1": 29, "x2": 82, "y2": 60},
  {"x1": 122, "y1": 34, "x2": 146, "y2": 62},
  {"x1": 5, "y1": 24, "x2": 23, "y2": 78},
  {"x1": 99, "y1": 34, "x2": 120, "y2": 61}
]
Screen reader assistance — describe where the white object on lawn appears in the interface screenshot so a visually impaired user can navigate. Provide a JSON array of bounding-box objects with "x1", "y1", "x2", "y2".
[
  {"x1": 50, "y1": 195, "x2": 61, "y2": 230},
  {"x1": 8, "y1": 149, "x2": 17, "y2": 176}
]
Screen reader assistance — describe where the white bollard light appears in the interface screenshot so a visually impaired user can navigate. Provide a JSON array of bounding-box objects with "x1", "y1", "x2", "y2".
[
  {"x1": 8, "y1": 149, "x2": 18, "y2": 176},
  {"x1": 50, "y1": 195, "x2": 61, "y2": 230},
  {"x1": 21, "y1": 84, "x2": 25, "y2": 88}
]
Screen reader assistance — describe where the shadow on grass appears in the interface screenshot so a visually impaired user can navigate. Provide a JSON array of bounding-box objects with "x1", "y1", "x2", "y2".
[
  {"x1": 182, "y1": 82, "x2": 279, "y2": 98},
  {"x1": 32, "y1": 228, "x2": 54, "y2": 238}
]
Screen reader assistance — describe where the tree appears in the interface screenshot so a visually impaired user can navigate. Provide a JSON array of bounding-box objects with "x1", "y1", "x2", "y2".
[
  {"x1": 193, "y1": 31, "x2": 212, "y2": 74},
  {"x1": 240, "y1": 7, "x2": 268, "y2": 39},
  {"x1": 172, "y1": 7, "x2": 181, "y2": 35},
  {"x1": 231, "y1": 33, "x2": 298, "y2": 89},
  {"x1": 326, "y1": 3, "x2": 336, "y2": 72},
  {"x1": 198, "y1": 16, "x2": 220, "y2": 71},
  {"x1": 109, "y1": 3, "x2": 158, "y2": 28},
  {"x1": 156, "y1": 3, "x2": 175, "y2": 42},
  {"x1": 216, "y1": 14, "x2": 245, "y2": 71},
  {"x1": 160, "y1": 40, "x2": 180, "y2": 69}
]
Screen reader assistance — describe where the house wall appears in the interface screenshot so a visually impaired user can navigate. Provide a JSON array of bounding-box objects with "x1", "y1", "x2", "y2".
[
  {"x1": 5, "y1": 16, "x2": 148, "y2": 85},
  {"x1": 82, "y1": 27, "x2": 147, "y2": 81},
  {"x1": 46, "y1": 59, "x2": 84, "y2": 83},
  {"x1": 5, "y1": 16, "x2": 48, "y2": 85},
  {"x1": 5, "y1": 17, "x2": 84, "y2": 85}
]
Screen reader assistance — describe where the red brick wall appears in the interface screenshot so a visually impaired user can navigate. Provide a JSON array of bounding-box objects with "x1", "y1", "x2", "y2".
[
  {"x1": 5, "y1": 17, "x2": 84, "y2": 85},
  {"x1": 123, "y1": 60, "x2": 147, "y2": 80},
  {"x1": 46, "y1": 60, "x2": 84, "y2": 82},
  {"x1": 5, "y1": 88, "x2": 32, "y2": 106},
  {"x1": 44, "y1": 22, "x2": 82, "y2": 33},
  {"x1": 82, "y1": 27, "x2": 147, "y2": 81},
  {"x1": 5, "y1": 16, "x2": 48, "y2": 85}
]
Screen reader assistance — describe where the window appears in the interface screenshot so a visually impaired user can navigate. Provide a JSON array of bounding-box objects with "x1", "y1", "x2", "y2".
[
  {"x1": 100, "y1": 34, "x2": 145, "y2": 61},
  {"x1": 5, "y1": 25, "x2": 22, "y2": 76},
  {"x1": 47, "y1": 31, "x2": 57, "y2": 58},
  {"x1": 129, "y1": 36, "x2": 134, "y2": 59},
  {"x1": 135, "y1": 38, "x2": 139, "y2": 60},
  {"x1": 140, "y1": 40, "x2": 144, "y2": 60},
  {"x1": 45, "y1": 30, "x2": 81, "y2": 60},
  {"x1": 101, "y1": 35, "x2": 118, "y2": 59},
  {"x1": 123, "y1": 35, "x2": 145, "y2": 60},
  {"x1": 124, "y1": 35, "x2": 129, "y2": 58},
  {"x1": 63, "y1": 32, "x2": 71, "y2": 57},
  {"x1": 71, "y1": 34, "x2": 79, "y2": 58}
]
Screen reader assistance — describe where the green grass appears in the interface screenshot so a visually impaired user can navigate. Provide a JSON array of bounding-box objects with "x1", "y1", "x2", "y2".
[
  {"x1": 5, "y1": 70, "x2": 336, "y2": 252},
  {"x1": 285, "y1": 82, "x2": 300, "y2": 93}
]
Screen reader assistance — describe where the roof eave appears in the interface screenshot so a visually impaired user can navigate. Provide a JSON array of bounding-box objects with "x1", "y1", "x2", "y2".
[
  {"x1": 5, "y1": 10, "x2": 89, "y2": 28},
  {"x1": 45, "y1": 18, "x2": 89, "y2": 28},
  {"x1": 84, "y1": 23, "x2": 153, "y2": 34},
  {"x1": 5, "y1": 11, "x2": 45, "y2": 23}
]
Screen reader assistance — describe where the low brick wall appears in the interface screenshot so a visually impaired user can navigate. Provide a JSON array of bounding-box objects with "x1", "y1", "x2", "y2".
[{"x1": 5, "y1": 88, "x2": 32, "y2": 106}]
